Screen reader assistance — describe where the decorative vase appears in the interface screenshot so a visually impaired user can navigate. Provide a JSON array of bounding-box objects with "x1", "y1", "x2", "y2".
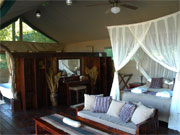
[{"x1": 50, "y1": 92, "x2": 58, "y2": 107}]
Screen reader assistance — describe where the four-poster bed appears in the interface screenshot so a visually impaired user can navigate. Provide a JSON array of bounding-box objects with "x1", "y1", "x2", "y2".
[{"x1": 107, "y1": 11, "x2": 180, "y2": 132}]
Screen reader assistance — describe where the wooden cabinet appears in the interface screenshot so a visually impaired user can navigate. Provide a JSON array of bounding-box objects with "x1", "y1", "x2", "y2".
[
  {"x1": 13, "y1": 52, "x2": 113, "y2": 110},
  {"x1": 36, "y1": 58, "x2": 49, "y2": 108},
  {"x1": 15, "y1": 57, "x2": 49, "y2": 111},
  {"x1": 19, "y1": 58, "x2": 38, "y2": 111}
]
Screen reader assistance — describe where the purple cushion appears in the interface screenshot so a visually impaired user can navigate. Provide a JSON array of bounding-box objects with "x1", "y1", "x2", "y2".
[
  {"x1": 119, "y1": 103, "x2": 136, "y2": 123},
  {"x1": 149, "y1": 78, "x2": 163, "y2": 88},
  {"x1": 93, "y1": 96, "x2": 112, "y2": 113}
]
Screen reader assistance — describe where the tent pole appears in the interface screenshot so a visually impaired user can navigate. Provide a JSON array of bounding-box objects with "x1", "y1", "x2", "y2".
[{"x1": 19, "y1": 18, "x2": 23, "y2": 41}]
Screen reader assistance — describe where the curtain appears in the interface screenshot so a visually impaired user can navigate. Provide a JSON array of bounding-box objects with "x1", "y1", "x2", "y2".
[
  {"x1": 5, "y1": 51, "x2": 17, "y2": 99},
  {"x1": 5, "y1": 51, "x2": 12, "y2": 83},
  {"x1": 108, "y1": 11, "x2": 180, "y2": 131},
  {"x1": 107, "y1": 26, "x2": 140, "y2": 100},
  {"x1": 139, "y1": 12, "x2": 180, "y2": 132}
]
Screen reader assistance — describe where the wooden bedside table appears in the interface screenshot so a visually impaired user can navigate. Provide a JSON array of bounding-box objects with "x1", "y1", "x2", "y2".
[{"x1": 128, "y1": 82, "x2": 145, "y2": 89}]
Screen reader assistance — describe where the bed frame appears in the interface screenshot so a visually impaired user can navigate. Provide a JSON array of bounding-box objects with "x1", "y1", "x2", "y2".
[{"x1": 76, "y1": 105, "x2": 159, "y2": 135}]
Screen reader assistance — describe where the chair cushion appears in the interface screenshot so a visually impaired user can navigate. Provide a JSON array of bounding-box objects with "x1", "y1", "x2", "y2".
[
  {"x1": 107, "y1": 100, "x2": 126, "y2": 117},
  {"x1": 78, "y1": 110, "x2": 136, "y2": 134},
  {"x1": 93, "y1": 96, "x2": 112, "y2": 113},
  {"x1": 119, "y1": 103, "x2": 136, "y2": 123},
  {"x1": 69, "y1": 85, "x2": 87, "y2": 91}
]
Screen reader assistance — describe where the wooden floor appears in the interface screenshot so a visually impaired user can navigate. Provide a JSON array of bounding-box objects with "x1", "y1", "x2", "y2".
[{"x1": 0, "y1": 102, "x2": 179, "y2": 135}]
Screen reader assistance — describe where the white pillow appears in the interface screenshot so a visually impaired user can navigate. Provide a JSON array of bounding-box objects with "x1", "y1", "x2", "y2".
[
  {"x1": 163, "y1": 79, "x2": 174, "y2": 89},
  {"x1": 63, "y1": 117, "x2": 81, "y2": 128},
  {"x1": 107, "y1": 100, "x2": 125, "y2": 117},
  {"x1": 131, "y1": 104, "x2": 155, "y2": 125},
  {"x1": 83, "y1": 94, "x2": 103, "y2": 111}
]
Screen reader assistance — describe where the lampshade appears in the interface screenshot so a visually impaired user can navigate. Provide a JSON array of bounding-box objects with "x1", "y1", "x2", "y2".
[
  {"x1": 66, "y1": 0, "x2": 72, "y2": 5},
  {"x1": 111, "y1": 6, "x2": 120, "y2": 14}
]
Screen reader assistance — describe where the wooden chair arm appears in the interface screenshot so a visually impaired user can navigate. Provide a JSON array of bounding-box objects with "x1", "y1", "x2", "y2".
[
  {"x1": 75, "y1": 105, "x2": 84, "y2": 116},
  {"x1": 136, "y1": 109, "x2": 159, "y2": 134}
]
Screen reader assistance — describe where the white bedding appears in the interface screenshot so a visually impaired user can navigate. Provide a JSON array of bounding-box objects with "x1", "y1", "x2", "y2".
[
  {"x1": 156, "y1": 91, "x2": 173, "y2": 98},
  {"x1": 131, "y1": 87, "x2": 147, "y2": 94},
  {"x1": 121, "y1": 85, "x2": 172, "y2": 122},
  {"x1": 0, "y1": 83, "x2": 13, "y2": 99}
]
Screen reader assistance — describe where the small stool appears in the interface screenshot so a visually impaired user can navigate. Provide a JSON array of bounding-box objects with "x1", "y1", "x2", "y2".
[{"x1": 69, "y1": 85, "x2": 87, "y2": 104}]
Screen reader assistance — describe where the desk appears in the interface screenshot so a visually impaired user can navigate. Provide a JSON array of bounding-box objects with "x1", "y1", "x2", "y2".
[{"x1": 64, "y1": 80, "x2": 93, "y2": 105}]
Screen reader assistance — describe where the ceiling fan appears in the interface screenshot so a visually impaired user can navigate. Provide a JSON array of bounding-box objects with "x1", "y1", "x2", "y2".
[{"x1": 86, "y1": 0, "x2": 138, "y2": 14}]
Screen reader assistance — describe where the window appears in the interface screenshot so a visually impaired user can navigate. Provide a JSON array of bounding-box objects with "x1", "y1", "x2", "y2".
[
  {"x1": 0, "y1": 53, "x2": 8, "y2": 69},
  {"x1": 0, "y1": 24, "x2": 13, "y2": 41},
  {"x1": 0, "y1": 19, "x2": 20, "y2": 41},
  {"x1": 22, "y1": 22, "x2": 55, "y2": 43},
  {"x1": 104, "y1": 47, "x2": 113, "y2": 59},
  {"x1": 0, "y1": 18, "x2": 56, "y2": 43}
]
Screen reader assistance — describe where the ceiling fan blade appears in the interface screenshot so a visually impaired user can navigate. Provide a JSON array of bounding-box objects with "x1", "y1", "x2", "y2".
[
  {"x1": 86, "y1": 3, "x2": 108, "y2": 7},
  {"x1": 120, "y1": 4, "x2": 138, "y2": 10},
  {"x1": 105, "y1": 8, "x2": 111, "y2": 14}
]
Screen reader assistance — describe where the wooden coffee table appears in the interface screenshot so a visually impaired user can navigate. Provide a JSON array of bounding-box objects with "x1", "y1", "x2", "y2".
[{"x1": 34, "y1": 112, "x2": 108, "y2": 135}]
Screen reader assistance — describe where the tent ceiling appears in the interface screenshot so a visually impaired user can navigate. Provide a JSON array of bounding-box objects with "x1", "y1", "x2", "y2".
[{"x1": 1, "y1": 0, "x2": 180, "y2": 44}]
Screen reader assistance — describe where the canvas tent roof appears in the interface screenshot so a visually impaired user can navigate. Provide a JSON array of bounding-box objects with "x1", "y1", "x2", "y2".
[{"x1": 0, "y1": 0, "x2": 180, "y2": 45}]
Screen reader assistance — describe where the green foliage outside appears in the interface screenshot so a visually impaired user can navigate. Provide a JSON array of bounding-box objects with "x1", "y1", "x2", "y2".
[
  {"x1": 23, "y1": 30, "x2": 55, "y2": 43},
  {"x1": 0, "y1": 54, "x2": 8, "y2": 69},
  {"x1": 22, "y1": 22, "x2": 55, "y2": 43},
  {"x1": 0, "y1": 19, "x2": 55, "y2": 43},
  {"x1": 104, "y1": 48, "x2": 113, "y2": 60},
  {"x1": 0, "y1": 24, "x2": 13, "y2": 41}
]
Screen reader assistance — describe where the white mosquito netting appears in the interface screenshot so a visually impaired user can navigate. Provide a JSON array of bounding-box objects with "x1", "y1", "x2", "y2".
[
  {"x1": 134, "y1": 48, "x2": 176, "y2": 81},
  {"x1": 107, "y1": 11, "x2": 180, "y2": 132}
]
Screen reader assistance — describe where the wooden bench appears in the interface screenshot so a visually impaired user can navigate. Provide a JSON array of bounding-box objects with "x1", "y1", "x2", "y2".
[
  {"x1": 76, "y1": 105, "x2": 159, "y2": 135},
  {"x1": 34, "y1": 112, "x2": 109, "y2": 135}
]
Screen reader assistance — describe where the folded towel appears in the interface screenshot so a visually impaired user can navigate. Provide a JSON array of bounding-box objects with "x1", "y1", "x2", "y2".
[
  {"x1": 62, "y1": 117, "x2": 81, "y2": 128},
  {"x1": 131, "y1": 87, "x2": 147, "y2": 94},
  {"x1": 156, "y1": 91, "x2": 172, "y2": 98}
]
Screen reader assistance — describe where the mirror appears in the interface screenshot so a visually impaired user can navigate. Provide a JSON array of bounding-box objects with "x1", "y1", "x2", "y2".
[{"x1": 58, "y1": 59, "x2": 80, "y2": 76}]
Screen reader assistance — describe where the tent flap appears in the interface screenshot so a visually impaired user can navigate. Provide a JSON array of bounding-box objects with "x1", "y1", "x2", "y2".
[{"x1": 0, "y1": 0, "x2": 16, "y2": 17}]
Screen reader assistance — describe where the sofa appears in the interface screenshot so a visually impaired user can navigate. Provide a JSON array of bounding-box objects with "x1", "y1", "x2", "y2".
[{"x1": 75, "y1": 94, "x2": 159, "y2": 135}]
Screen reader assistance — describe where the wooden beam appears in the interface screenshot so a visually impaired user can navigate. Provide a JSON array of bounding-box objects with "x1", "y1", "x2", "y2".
[
  {"x1": 12, "y1": 22, "x2": 15, "y2": 41},
  {"x1": 19, "y1": 18, "x2": 23, "y2": 41}
]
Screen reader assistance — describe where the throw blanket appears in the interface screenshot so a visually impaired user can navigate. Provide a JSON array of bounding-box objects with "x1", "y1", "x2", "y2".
[{"x1": 41, "y1": 114, "x2": 108, "y2": 135}]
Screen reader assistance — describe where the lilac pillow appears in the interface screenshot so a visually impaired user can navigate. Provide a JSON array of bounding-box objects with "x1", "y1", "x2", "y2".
[
  {"x1": 149, "y1": 78, "x2": 163, "y2": 88},
  {"x1": 119, "y1": 103, "x2": 136, "y2": 123},
  {"x1": 93, "y1": 96, "x2": 112, "y2": 113}
]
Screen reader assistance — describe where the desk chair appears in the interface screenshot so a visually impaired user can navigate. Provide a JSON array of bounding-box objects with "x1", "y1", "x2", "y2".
[{"x1": 69, "y1": 85, "x2": 87, "y2": 104}]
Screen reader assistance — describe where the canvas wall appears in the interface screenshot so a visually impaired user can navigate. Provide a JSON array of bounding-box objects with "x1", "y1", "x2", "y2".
[
  {"x1": 64, "y1": 39, "x2": 141, "y2": 89},
  {"x1": 63, "y1": 39, "x2": 111, "y2": 52}
]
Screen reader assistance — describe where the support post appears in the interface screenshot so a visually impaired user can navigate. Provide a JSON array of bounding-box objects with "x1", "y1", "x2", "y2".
[
  {"x1": 19, "y1": 18, "x2": 23, "y2": 41},
  {"x1": 12, "y1": 22, "x2": 15, "y2": 41}
]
